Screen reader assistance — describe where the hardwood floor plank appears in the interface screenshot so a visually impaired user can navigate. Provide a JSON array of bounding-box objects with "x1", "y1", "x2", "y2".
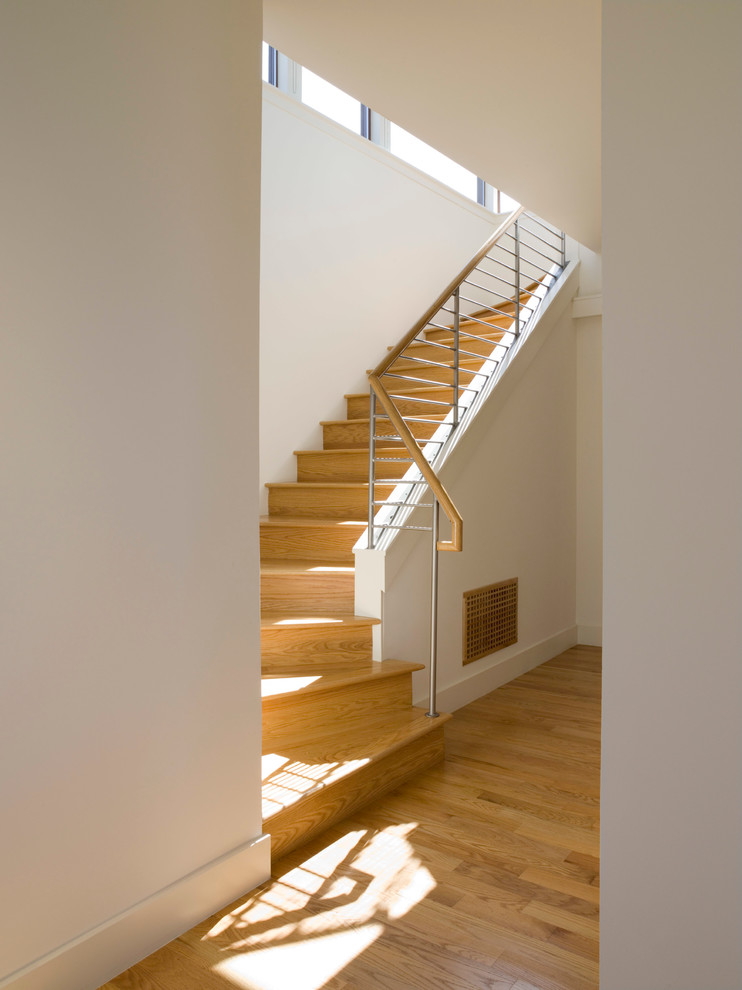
[{"x1": 519, "y1": 864, "x2": 601, "y2": 906}]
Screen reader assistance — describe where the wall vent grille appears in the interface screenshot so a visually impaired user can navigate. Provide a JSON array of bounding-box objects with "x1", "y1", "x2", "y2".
[{"x1": 462, "y1": 578, "x2": 518, "y2": 665}]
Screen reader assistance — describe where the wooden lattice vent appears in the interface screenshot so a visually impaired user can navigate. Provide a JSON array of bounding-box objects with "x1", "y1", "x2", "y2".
[{"x1": 462, "y1": 578, "x2": 518, "y2": 665}]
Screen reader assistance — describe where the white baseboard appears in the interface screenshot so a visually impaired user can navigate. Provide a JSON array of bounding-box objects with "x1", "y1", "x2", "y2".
[
  {"x1": 1, "y1": 832, "x2": 271, "y2": 990},
  {"x1": 578, "y1": 624, "x2": 603, "y2": 647},
  {"x1": 417, "y1": 625, "x2": 579, "y2": 713}
]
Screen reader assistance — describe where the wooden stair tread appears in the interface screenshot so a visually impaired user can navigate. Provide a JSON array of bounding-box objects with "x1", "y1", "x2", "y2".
[
  {"x1": 293, "y1": 446, "x2": 404, "y2": 455},
  {"x1": 262, "y1": 707, "x2": 452, "y2": 821},
  {"x1": 260, "y1": 557, "x2": 353, "y2": 574},
  {"x1": 261, "y1": 611, "x2": 380, "y2": 631},
  {"x1": 267, "y1": 481, "x2": 374, "y2": 489},
  {"x1": 345, "y1": 384, "x2": 456, "y2": 399},
  {"x1": 320, "y1": 415, "x2": 448, "y2": 426},
  {"x1": 387, "y1": 338, "x2": 507, "y2": 363},
  {"x1": 260, "y1": 515, "x2": 366, "y2": 527},
  {"x1": 389, "y1": 354, "x2": 495, "y2": 370},
  {"x1": 261, "y1": 658, "x2": 424, "y2": 701}
]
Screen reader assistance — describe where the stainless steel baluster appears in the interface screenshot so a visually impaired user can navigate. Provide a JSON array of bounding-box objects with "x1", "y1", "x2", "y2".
[
  {"x1": 514, "y1": 219, "x2": 521, "y2": 336},
  {"x1": 453, "y1": 288, "x2": 460, "y2": 429},
  {"x1": 368, "y1": 388, "x2": 376, "y2": 548},
  {"x1": 560, "y1": 229, "x2": 566, "y2": 269},
  {"x1": 427, "y1": 498, "x2": 440, "y2": 719}
]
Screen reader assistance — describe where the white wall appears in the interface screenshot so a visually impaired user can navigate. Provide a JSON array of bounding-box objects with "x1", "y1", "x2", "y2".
[
  {"x1": 0, "y1": 4, "x2": 267, "y2": 988},
  {"x1": 264, "y1": 0, "x2": 601, "y2": 250},
  {"x1": 375, "y1": 272, "x2": 580, "y2": 712},
  {"x1": 601, "y1": 3, "x2": 742, "y2": 989},
  {"x1": 576, "y1": 314, "x2": 602, "y2": 644},
  {"x1": 260, "y1": 87, "x2": 502, "y2": 506}
]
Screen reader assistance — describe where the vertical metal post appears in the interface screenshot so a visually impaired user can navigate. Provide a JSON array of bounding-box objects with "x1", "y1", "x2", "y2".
[
  {"x1": 427, "y1": 499, "x2": 440, "y2": 719},
  {"x1": 452, "y1": 288, "x2": 460, "y2": 429},
  {"x1": 514, "y1": 219, "x2": 521, "y2": 336},
  {"x1": 368, "y1": 388, "x2": 376, "y2": 548},
  {"x1": 560, "y1": 230, "x2": 566, "y2": 269}
]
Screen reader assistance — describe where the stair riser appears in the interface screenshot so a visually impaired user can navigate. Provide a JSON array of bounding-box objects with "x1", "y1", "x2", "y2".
[
  {"x1": 401, "y1": 338, "x2": 504, "y2": 362},
  {"x1": 268, "y1": 484, "x2": 394, "y2": 518},
  {"x1": 260, "y1": 571, "x2": 355, "y2": 613},
  {"x1": 267, "y1": 725, "x2": 447, "y2": 860},
  {"x1": 347, "y1": 392, "x2": 454, "y2": 420},
  {"x1": 263, "y1": 674, "x2": 414, "y2": 749},
  {"x1": 297, "y1": 450, "x2": 411, "y2": 483},
  {"x1": 425, "y1": 324, "x2": 512, "y2": 347},
  {"x1": 322, "y1": 420, "x2": 439, "y2": 449},
  {"x1": 261, "y1": 622, "x2": 373, "y2": 665},
  {"x1": 388, "y1": 361, "x2": 490, "y2": 386},
  {"x1": 260, "y1": 524, "x2": 365, "y2": 561}
]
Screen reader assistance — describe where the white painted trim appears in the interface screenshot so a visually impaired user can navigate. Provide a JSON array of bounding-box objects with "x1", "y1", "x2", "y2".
[
  {"x1": 263, "y1": 83, "x2": 504, "y2": 227},
  {"x1": 572, "y1": 293, "x2": 603, "y2": 318},
  {"x1": 416, "y1": 626, "x2": 579, "y2": 713},
  {"x1": 1, "y1": 834, "x2": 271, "y2": 990},
  {"x1": 578, "y1": 624, "x2": 603, "y2": 647}
]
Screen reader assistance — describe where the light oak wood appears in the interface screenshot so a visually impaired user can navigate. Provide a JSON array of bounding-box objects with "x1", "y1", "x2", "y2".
[
  {"x1": 391, "y1": 333, "x2": 506, "y2": 363},
  {"x1": 260, "y1": 611, "x2": 378, "y2": 665},
  {"x1": 387, "y1": 354, "x2": 490, "y2": 386},
  {"x1": 254, "y1": 345, "x2": 452, "y2": 869},
  {"x1": 321, "y1": 417, "x2": 441, "y2": 449},
  {"x1": 266, "y1": 481, "x2": 394, "y2": 518},
  {"x1": 295, "y1": 447, "x2": 411, "y2": 483},
  {"x1": 264, "y1": 711, "x2": 450, "y2": 859},
  {"x1": 346, "y1": 384, "x2": 455, "y2": 420},
  {"x1": 262, "y1": 658, "x2": 424, "y2": 702},
  {"x1": 259, "y1": 516, "x2": 366, "y2": 561},
  {"x1": 260, "y1": 557, "x2": 355, "y2": 613},
  {"x1": 263, "y1": 660, "x2": 420, "y2": 748},
  {"x1": 106, "y1": 647, "x2": 600, "y2": 990}
]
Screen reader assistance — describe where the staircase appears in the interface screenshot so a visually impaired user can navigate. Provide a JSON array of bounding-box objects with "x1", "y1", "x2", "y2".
[{"x1": 260, "y1": 292, "x2": 529, "y2": 860}]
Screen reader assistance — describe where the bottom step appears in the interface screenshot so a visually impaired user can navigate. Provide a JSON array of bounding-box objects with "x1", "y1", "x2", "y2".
[{"x1": 263, "y1": 708, "x2": 451, "y2": 860}]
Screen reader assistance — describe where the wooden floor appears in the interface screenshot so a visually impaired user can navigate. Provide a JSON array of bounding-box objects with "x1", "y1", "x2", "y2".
[{"x1": 103, "y1": 645, "x2": 600, "y2": 990}]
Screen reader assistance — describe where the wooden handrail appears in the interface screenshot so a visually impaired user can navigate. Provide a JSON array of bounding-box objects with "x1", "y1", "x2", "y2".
[
  {"x1": 372, "y1": 206, "x2": 525, "y2": 378},
  {"x1": 369, "y1": 206, "x2": 525, "y2": 552},
  {"x1": 369, "y1": 374, "x2": 462, "y2": 552}
]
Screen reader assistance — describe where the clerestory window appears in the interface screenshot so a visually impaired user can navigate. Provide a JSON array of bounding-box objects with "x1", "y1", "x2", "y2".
[{"x1": 262, "y1": 43, "x2": 519, "y2": 214}]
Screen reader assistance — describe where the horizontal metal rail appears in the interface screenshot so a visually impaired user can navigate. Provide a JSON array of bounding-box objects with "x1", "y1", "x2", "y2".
[
  {"x1": 461, "y1": 276, "x2": 516, "y2": 302},
  {"x1": 519, "y1": 226, "x2": 563, "y2": 251},
  {"x1": 387, "y1": 393, "x2": 454, "y2": 406},
  {"x1": 527, "y1": 214, "x2": 562, "y2": 237},
  {"x1": 374, "y1": 522, "x2": 433, "y2": 532},
  {"x1": 374, "y1": 500, "x2": 435, "y2": 507},
  {"x1": 517, "y1": 239, "x2": 562, "y2": 266}
]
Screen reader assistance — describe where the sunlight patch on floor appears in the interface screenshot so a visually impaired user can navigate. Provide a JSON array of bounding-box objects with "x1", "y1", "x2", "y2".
[
  {"x1": 213, "y1": 923, "x2": 384, "y2": 990},
  {"x1": 205, "y1": 823, "x2": 438, "y2": 988}
]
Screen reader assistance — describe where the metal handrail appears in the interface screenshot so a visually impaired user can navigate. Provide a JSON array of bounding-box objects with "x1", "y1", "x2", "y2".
[{"x1": 365, "y1": 206, "x2": 566, "y2": 717}]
